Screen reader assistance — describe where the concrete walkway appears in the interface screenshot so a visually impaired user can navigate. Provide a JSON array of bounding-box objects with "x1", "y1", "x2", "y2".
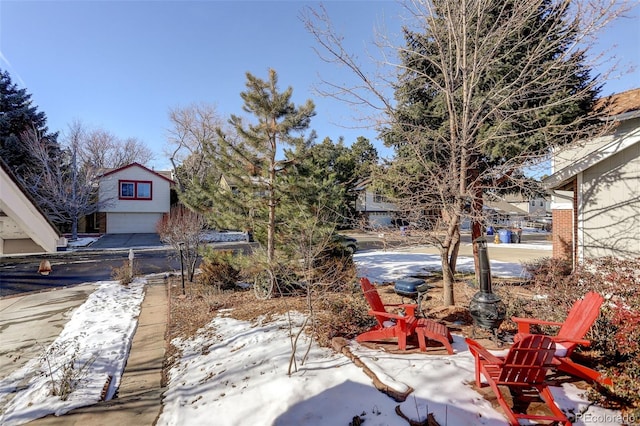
[
  {"x1": 28, "y1": 279, "x2": 168, "y2": 425},
  {"x1": 0, "y1": 284, "x2": 97, "y2": 381}
]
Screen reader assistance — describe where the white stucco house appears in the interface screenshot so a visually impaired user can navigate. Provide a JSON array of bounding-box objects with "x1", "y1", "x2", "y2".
[
  {"x1": 544, "y1": 88, "x2": 640, "y2": 263},
  {"x1": 0, "y1": 159, "x2": 66, "y2": 254},
  {"x1": 97, "y1": 162, "x2": 174, "y2": 234}
]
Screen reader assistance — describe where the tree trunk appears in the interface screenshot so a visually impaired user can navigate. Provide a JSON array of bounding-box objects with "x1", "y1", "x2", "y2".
[
  {"x1": 267, "y1": 198, "x2": 275, "y2": 263},
  {"x1": 267, "y1": 125, "x2": 277, "y2": 265},
  {"x1": 71, "y1": 217, "x2": 78, "y2": 241},
  {"x1": 448, "y1": 225, "x2": 460, "y2": 273},
  {"x1": 440, "y1": 246, "x2": 455, "y2": 306}
]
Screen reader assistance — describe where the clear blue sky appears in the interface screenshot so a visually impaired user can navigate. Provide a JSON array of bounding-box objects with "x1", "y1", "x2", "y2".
[{"x1": 1, "y1": 1, "x2": 639, "y2": 171}]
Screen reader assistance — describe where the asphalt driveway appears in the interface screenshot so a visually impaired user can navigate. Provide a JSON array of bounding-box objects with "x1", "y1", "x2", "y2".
[{"x1": 87, "y1": 233, "x2": 165, "y2": 249}]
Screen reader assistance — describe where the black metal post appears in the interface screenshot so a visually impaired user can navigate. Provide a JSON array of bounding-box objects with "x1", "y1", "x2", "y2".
[{"x1": 475, "y1": 237, "x2": 492, "y2": 293}]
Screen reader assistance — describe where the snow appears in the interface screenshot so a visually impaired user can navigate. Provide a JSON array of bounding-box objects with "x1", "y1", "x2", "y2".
[
  {"x1": 354, "y1": 250, "x2": 531, "y2": 282},
  {"x1": 0, "y1": 248, "x2": 625, "y2": 425},
  {"x1": 0, "y1": 279, "x2": 145, "y2": 425},
  {"x1": 201, "y1": 230, "x2": 249, "y2": 243},
  {"x1": 67, "y1": 236, "x2": 100, "y2": 248}
]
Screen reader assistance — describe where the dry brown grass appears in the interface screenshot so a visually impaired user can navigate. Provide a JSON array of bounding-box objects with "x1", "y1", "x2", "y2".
[{"x1": 162, "y1": 272, "x2": 524, "y2": 381}]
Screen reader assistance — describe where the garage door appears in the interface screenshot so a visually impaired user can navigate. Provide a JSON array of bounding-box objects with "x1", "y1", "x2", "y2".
[{"x1": 106, "y1": 213, "x2": 164, "y2": 234}]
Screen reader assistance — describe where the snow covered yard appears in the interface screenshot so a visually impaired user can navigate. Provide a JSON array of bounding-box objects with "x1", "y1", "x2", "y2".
[
  {"x1": 0, "y1": 249, "x2": 627, "y2": 425},
  {"x1": 156, "y1": 302, "x2": 623, "y2": 426},
  {"x1": 158, "y1": 250, "x2": 625, "y2": 425},
  {"x1": 0, "y1": 279, "x2": 145, "y2": 425}
]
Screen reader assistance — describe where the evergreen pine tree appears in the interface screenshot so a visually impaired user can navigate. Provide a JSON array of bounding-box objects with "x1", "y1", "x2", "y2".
[
  {"x1": 0, "y1": 69, "x2": 59, "y2": 175},
  {"x1": 182, "y1": 69, "x2": 316, "y2": 265},
  {"x1": 291, "y1": 136, "x2": 378, "y2": 227}
]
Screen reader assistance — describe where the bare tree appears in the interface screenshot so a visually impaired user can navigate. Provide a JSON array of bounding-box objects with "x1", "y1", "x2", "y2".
[
  {"x1": 164, "y1": 103, "x2": 226, "y2": 192},
  {"x1": 79, "y1": 126, "x2": 155, "y2": 170},
  {"x1": 19, "y1": 122, "x2": 111, "y2": 240},
  {"x1": 303, "y1": 0, "x2": 628, "y2": 305},
  {"x1": 156, "y1": 205, "x2": 206, "y2": 282}
]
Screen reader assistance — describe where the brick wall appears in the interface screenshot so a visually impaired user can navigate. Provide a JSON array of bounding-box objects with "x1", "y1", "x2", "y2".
[
  {"x1": 97, "y1": 212, "x2": 107, "y2": 234},
  {"x1": 552, "y1": 209, "x2": 573, "y2": 260}
]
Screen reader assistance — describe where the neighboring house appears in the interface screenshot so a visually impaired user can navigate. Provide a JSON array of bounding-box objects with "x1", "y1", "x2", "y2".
[
  {"x1": 483, "y1": 196, "x2": 530, "y2": 228},
  {"x1": 352, "y1": 179, "x2": 397, "y2": 228},
  {"x1": 0, "y1": 159, "x2": 66, "y2": 254},
  {"x1": 97, "y1": 162, "x2": 174, "y2": 234},
  {"x1": 545, "y1": 88, "x2": 640, "y2": 263},
  {"x1": 502, "y1": 193, "x2": 550, "y2": 219},
  {"x1": 219, "y1": 174, "x2": 267, "y2": 197}
]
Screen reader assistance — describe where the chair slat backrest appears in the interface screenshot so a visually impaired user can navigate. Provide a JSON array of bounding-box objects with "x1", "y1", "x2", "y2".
[
  {"x1": 498, "y1": 335, "x2": 555, "y2": 385},
  {"x1": 360, "y1": 277, "x2": 387, "y2": 326},
  {"x1": 556, "y1": 292, "x2": 604, "y2": 341}
]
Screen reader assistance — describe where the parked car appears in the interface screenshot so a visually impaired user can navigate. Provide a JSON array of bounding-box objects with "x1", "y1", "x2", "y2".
[{"x1": 333, "y1": 234, "x2": 358, "y2": 254}]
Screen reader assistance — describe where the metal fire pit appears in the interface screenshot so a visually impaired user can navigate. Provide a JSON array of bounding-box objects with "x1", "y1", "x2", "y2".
[{"x1": 469, "y1": 237, "x2": 506, "y2": 340}]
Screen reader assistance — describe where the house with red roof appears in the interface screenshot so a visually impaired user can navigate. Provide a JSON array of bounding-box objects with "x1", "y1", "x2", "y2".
[{"x1": 97, "y1": 162, "x2": 174, "y2": 234}]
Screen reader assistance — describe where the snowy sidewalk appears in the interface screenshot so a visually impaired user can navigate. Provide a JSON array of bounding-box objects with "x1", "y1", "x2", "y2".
[{"x1": 27, "y1": 278, "x2": 168, "y2": 426}]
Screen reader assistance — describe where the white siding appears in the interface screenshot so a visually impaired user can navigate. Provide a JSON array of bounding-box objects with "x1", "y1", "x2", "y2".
[
  {"x1": 99, "y1": 166, "x2": 171, "y2": 214},
  {"x1": 355, "y1": 191, "x2": 397, "y2": 213},
  {"x1": 579, "y1": 141, "x2": 640, "y2": 259}
]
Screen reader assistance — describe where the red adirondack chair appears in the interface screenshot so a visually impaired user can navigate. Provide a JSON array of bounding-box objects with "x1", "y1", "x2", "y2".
[
  {"x1": 466, "y1": 335, "x2": 571, "y2": 426},
  {"x1": 356, "y1": 277, "x2": 419, "y2": 350},
  {"x1": 511, "y1": 291, "x2": 612, "y2": 386}
]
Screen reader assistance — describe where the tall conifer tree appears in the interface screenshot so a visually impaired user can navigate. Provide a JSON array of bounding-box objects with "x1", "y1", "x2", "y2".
[
  {"x1": 184, "y1": 69, "x2": 316, "y2": 265},
  {"x1": 0, "y1": 69, "x2": 59, "y2": 175}
]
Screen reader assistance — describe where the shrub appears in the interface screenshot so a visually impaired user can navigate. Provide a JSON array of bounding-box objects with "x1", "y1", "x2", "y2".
[
  {"x1": 314, "y1": 290, "x2": 376, "y2": 347},
  {"x1": 111, "y1": 260, "x2": 136, "y2": 285},
  {"x1": 40, "y1": 340, "x2": 97, "y2": 401},
  {"x1": 512, "y1": 256, "x2": 640, "y2": 416},
  {"x1": 309, "y1": 254, "x2": 357, "y2": 293},
  {"x1": 198, "y1": 249, "x2": 241, "y2": 291}
]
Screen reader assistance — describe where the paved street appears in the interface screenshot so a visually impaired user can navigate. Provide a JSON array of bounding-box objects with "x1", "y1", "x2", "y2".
[{"x1": 0, "y1": 249, "x2": 177, "y2": 297}]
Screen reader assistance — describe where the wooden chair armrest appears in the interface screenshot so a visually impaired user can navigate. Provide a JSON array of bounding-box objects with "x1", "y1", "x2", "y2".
[
  {"x1": 554, "y1": 337, "x2": 591, "y2": 347},
  {"x1": 382, "y1": 303, "x2": 418, "y2": 317},
  {"x1": 368, "y1": 310, "x2": 412, "y2": 323},
  {"x1": 465, "y1": 338, "x2": 504, "y2": 365},
  {"x1": 511, "y1": 316, "x2": 564, "y2": 333}
]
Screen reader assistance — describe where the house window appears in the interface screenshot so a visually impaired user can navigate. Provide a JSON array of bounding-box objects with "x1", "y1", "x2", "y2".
[
  {"x1": 373, "y1": 193, "x2": 386, "y2": 203},
  {"x1": 137, "y1": 182, "x2": 151, "y2": 198},
  {"x1": 530, "y1": 200, "x2": 536, "y2": 206},
  {"x1": 119, "y1": 180, "x2": 152, "y2": 200}
]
